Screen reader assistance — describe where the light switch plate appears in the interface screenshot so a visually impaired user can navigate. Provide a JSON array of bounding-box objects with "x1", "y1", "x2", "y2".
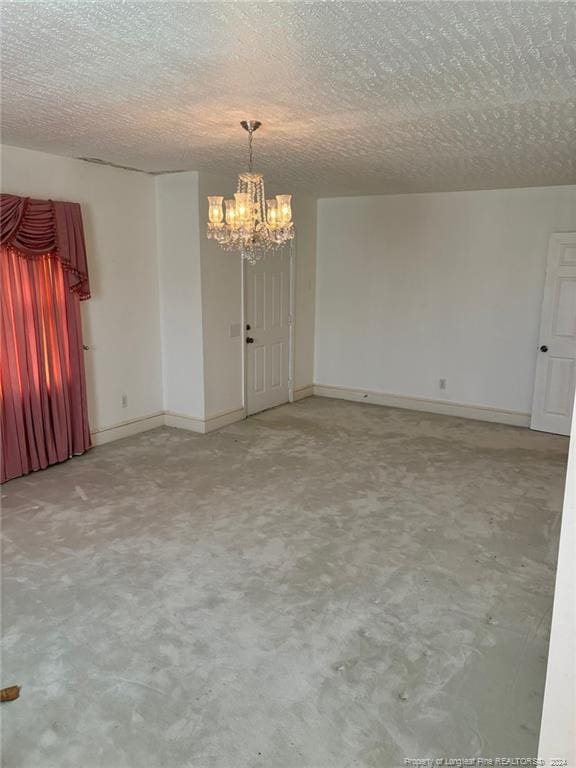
[{"x1": 229, "y1": 323, "x2": 241, "y2": 338}]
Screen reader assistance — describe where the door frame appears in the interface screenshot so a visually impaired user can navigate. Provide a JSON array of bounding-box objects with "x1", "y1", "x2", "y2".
[{"x1": 241, "y1": 240, "x2": 296, "y2": 417}]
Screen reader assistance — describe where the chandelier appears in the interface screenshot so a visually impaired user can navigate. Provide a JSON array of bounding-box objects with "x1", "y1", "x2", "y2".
[{"x1": 206, "y1": 120, "x2": 294, "y2": 263}]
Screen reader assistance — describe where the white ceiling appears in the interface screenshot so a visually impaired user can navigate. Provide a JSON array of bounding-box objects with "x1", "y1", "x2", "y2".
[{"x1": 2, "y1": 1, "x2": 575, "y2": 197}]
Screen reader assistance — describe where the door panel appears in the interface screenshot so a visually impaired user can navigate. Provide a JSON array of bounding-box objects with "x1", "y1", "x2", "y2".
[
  {"x1": 531, "y1": 233, "x2": 576, "y2": 435},
  {"x1": 552, "y1": 278, "x2": 576, "y2": 337},
  {"x1": 245, "y1": 252, "x2": 291, "y2": 416},
  {"x1": 270, "y1": 342, "x2": 284, "y2": 388},
  {"x1": 253, "y1": 345, "x2": 265, "y2": 393},
  {"x1": 271, "y1": 273, "x2": 283, "y2": 327},
  {"x1": 544, "y1": 358, "x2": 574, "y2": 416},
  {"x1": 252, "y1": 272, "x2": 265, "y2": 329}
]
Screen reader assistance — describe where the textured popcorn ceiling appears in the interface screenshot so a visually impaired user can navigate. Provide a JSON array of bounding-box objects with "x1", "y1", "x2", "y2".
[{"x1": 1, "y1": 1, "x2": 575, "y2": 196}]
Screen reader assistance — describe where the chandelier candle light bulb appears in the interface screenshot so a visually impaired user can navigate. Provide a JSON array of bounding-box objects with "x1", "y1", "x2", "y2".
[
  {"x1": 234, "y1": 192, "x2": 250, "y2": 224},
  {"x1": 276, "y1": 195, "x2": 292, "y2": 225},
  {"x1": 206, "y1": 121, "x2": 295, "y2": 263},
  {"x1": 208, "y1": 196, "x2": 224, "y2": 225},
  {"x1": 225, "y1": 199, "x2": 237, "y2": 227},
  {"x1": 266, "y1": 199, "x2": 278, "y2": 228}
]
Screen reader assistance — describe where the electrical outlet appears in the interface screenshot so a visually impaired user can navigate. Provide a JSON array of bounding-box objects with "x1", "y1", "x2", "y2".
[
  {"x1": 439, "y1": 378, "x2": 447, "y2": 391},
  {"x1": 121, "y1": 393, "x2": 128, "y2": 408}
]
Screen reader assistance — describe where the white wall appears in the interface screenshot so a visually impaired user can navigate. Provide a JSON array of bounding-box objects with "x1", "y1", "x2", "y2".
[
  {"x1": 538, "y1": 399, "x2": 576, "y2": 764},
  {"x1": 168, "y1": 173, "x2": 318, "y2": 424},
  {"x1": 1, "y1": 145, "x2": 163, "y2": 436},
  {"x1": 198, "y1": 172, "x2": 243, "y2": 420},
  {"x1": 156, "y1": 172, "x2": 205, "y2": 420},
  {"x1": 4, "y1": 146, "x2": 571, "y2": 430},
  {"x1": 315, "y1": 186, "x2": 576, "y2": 417},
  {"x1": 1, "y1": 147, "x2": 316, "y2": 438},
  {"x1": 293, "y1": 194, "x2": 317, "y2": 392},
  {"x1": 198, "y1": 178, "x2": 318, "y2": 417}
]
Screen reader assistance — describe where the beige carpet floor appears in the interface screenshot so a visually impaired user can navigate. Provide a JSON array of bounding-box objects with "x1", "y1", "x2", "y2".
[{"x1": 1, "y1": 397, "x2": 568, "y2": 768}]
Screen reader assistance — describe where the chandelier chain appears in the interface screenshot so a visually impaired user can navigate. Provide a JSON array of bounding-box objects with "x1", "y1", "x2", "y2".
[{"x1": 248, "y1": 129, "x2": 254, "y2": 173}]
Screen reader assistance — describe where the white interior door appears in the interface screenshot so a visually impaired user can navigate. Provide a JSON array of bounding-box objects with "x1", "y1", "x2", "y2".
[
  {"x1": 531, "y1": 233, "x2": 576, "y2": 435},
  {"x1": 245, "y1": 251, "x2": 291, "y2": 416}
]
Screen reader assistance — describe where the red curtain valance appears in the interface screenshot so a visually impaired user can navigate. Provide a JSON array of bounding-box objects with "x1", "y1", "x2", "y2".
[{"x1": 0, "y1": 194, "x2": 90, "y2": 299}]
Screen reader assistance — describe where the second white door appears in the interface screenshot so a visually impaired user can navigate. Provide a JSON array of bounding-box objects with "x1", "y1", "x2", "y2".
[
  {"x1": 531, "y1": 233, "x2": 576, "y2": 435},
  {"x1": 245, "y1": 251, "x2": 291, "y2": 416}
]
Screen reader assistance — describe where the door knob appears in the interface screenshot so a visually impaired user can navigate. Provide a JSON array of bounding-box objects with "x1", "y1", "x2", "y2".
[
  {"x1": 246, "y1": 337, "x2": 254, "y2": 344},
  {"x1": 540, "y1": 345, "x2": 548, "y2": 352}
]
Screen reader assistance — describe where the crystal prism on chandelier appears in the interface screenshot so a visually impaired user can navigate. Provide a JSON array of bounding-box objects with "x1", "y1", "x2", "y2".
[{"x1": 206, "y1": 120, "x2": 294, "y2": 263}]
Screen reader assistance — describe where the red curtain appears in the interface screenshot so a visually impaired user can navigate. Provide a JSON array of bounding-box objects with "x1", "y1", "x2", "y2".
[{"x1": 0, "y1": 195, "x2": 91, "y2": 483}]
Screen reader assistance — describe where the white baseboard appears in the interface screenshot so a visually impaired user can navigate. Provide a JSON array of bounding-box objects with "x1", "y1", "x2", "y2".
[
  {"x1": 164, "y1": 407, "x2": 245, "y2": 434},
  {"x1": 312, "y1": 384, "x2": 531, "y2": 427},
  {"x1": 293, "y1": 385, "x2": 314, "y2": 402},
  {"x1": 204, "y1": 407, "x2": 246, "y2": 432},
  {"x1": 89, "y1": 388, "x2": 528, "y2": 448},
  {"x1": 164, "y1": 411, "x2": 205, "y2": 433},
  {"x1": 91, "y1": 406, "x2": 245, "y2": 446},
  {"x1": 90, "y1": 412, "x2": 165, "y2": 446}
]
